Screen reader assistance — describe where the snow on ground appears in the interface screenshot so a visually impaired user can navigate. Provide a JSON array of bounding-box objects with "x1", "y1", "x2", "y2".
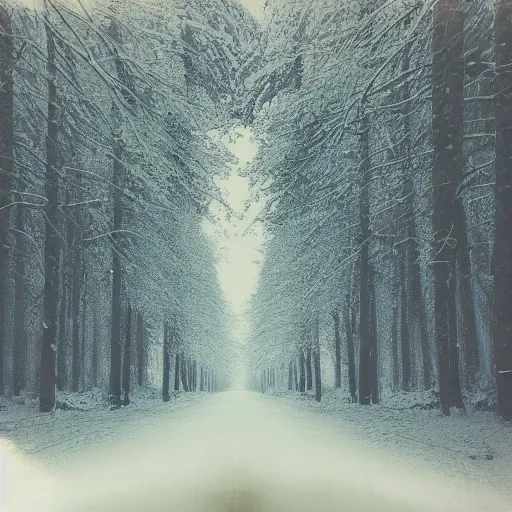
[
  {"x1": 265, "y1": 389, "x2": 512, "y2": 503},
  {"x1": 1, "y1": 390, "x2": 511, "y2": 512},
  {"x1": 0, "y1": 388, "x2": 209, "y2": 474}
]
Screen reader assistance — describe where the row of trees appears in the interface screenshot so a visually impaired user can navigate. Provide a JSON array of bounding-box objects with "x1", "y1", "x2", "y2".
[
  {"x1": 246, "y1": 0, "x2": 512, "y2": 419},
  {"x1": 0, "y1": 0, "x2": 256, "y2": 411}
]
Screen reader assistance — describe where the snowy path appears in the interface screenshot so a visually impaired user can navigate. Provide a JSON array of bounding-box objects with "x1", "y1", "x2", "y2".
[{"x1": 2, "y1": 391, "x2": 512, "y2": 512}]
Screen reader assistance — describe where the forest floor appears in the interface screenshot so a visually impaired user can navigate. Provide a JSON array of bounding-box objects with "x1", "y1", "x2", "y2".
[
  {"x1": 1, "y1": 389, "x2": 511, "y2": 512},
  {"x1": 265, "y1": 389, "x2": 512, "y2": 503}
]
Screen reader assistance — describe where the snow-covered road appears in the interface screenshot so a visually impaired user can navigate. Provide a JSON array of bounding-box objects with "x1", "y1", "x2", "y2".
[{"x1": 2, "y1": 391, "x2": 511, "y2": 512}]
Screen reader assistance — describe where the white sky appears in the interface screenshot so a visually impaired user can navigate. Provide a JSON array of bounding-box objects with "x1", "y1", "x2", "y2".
[
  {"x1": 203, "y1": 126, "x2": 265, "y2": 346},
  {"x1": 236, "y1": 0, "x2": 266, "y2": 21}
]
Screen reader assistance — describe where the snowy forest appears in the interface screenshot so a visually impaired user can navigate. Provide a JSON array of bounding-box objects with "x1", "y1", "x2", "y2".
[
  {"x1": 0, "y1": 0, "x2": 258, "y2": 411},
  {"x1": 246, "y1": 0, "x2": 512, "y2": 422},
  {"x1": 0, "y1": 0, "x2": 512, "y2": 429}
]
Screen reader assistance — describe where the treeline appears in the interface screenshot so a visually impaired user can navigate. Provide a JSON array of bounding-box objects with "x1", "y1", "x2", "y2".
[
  {"x1": 246, "y1": 0, "x2": 512, "y2": 419},
  {"x1": 0, "y1": 0, "x2": 257, "y2": 411}
]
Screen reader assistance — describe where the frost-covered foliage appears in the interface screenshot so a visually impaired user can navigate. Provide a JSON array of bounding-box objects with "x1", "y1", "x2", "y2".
[
  {"x1": 0, "y1": 0, "x2": 258, "y2": 400},
  {"x1": 246, "y1": 0, "x2": 496, "y2": 403}
]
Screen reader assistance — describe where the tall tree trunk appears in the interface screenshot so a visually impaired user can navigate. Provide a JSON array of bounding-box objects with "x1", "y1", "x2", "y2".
[
  {"x1": 456, "y1": 210, "x2": 480, "y2": 390},
  {"x1": 91, "y1": 300, "x2": 99, "y2": 388},
  {"x1": 13, "y1": 198, "x2": 26, "y2": 396},
  {"x1": 370, "y1": 267, "x2": 379, "y2": 404},
  {"x1": 174, "y1": 353, "x2": 180, "y2": 391},
  {"x1": 400, "y1": 251, "x2": 411, "y2": 391},
  {"x1": 358, "y1": 109, "x2": 372, "y2": 406},
  {"x1": 109, "y1": 139, "x2": 123, "y2": 408},
  {"x1": 344, "y1": 300, "x2": 357, "y2": 402},
  {"x1": 391, "y1": 259, "x2": 400, "y2": 392},
  {"x1": 399, "y1": 18, "x2": 433, "y2": 392},
  {"x1": 292, "y1": 359, "x2": 298, "y2": 391},
  {"x1": 411, "y1": 263, "x2": 432, "y2": 390},
  {"x1": 493, "y1": 0, "x2": 512, "y2": 421},
  {"x1": 40, "y1": 12, "x2": 60, "y2": 412},
  {"x1": 288, "y1": 361, "x2": 293, "y2": 391},
  {"x1": 108, "y1": 17, "x2": 135, "y2": 409},
  {"x1": 399, "y1": 19, "x2": 413, "y2": 394},
  {"x1": 432, "y1": 0, "x2": 465, "y2": 416},
  {"x1": 306, "y1": 346, "x2": 313, "y2": 391},
  {"x1": 180, "y1": 352, "x2": 189, "y2": 392},
  {"x1": 162, "y1": 322, "x2": 170, "y2": 402},
  {"x1": 314, "y1": 315, "x2": 321, "y2": 402},
  {"x1": 333, "y1": 311, "x2": 342, "y2": 388},
  {"x1": 298, "y1": 350, "x2": 306, "y2": 392},
  {"x1": 57, "y1": 242, "x2": 68, "y2": 391},
  {"x1": 0, "y1": 5, "x2": 13, "y2": 396},
  {"x1": 70, "y1": 239, "x2": 81, "y2": 392},
  {"x1": 447, "y1": 268, "x2": 465, "y2": 409},
  {"x1": 200, "y1": 365, "x2": 204, "y2": 391},
  {"x1": 80, "y1": 268, "x2": 87, "y2": 391},
  {"x1": 136, "y1": 311, "x2": 144, "y2": 386},
  {"x1": 122, "y1": 303, "x2": 131, "y2": 405}
]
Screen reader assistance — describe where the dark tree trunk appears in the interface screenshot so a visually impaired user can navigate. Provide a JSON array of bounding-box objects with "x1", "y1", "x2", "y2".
[
  {"x1": 333, "y1": 311, "x2": 342, "y2": 388},
  {"x1": 370, "y1": 268, "x2": 379, "y2": 404},
  {"x1": 91, "y1": 301, "x2": 99, "y2": 388},
  {"x1": 493, "y1": 0, "x2": 512, "y2": 418},
  {"x1": 122, "y1": 303, "x2": 131, "y2": 405},
  {"x1": 70, "y1": 240, "x2": 81, "y2": 392},
  {"x1": 0, "y1": 5, "x2": 13, "y2": 396},
  {"x1": 344, "y1": 301, "x2": 357, "y2": 402},
  {"x1": 447, "y1": 269, "x2": 465, "y2": 409},
  {"x1": 399, "y1": 19, "x2": 412, "y2": 395},
  {"x1": 456, "y1": 212, "x2": 480, "y2": 391},
  {"x1": 13, "y1": 198, "x2": 26, "y2": 396},
  {"x1": 288, "y1": 361, "x2": 293, "y2": 391},
  {"x1": 189, "y1": 360, "x2": 196, "y2": 391},
  {"x1": 399, "y1": 19, "x2": 433, "y2": 392},
  {"x1": 432, "y1": 0, "x2": 465, "y2": 416},
  {"x1": 109, "y1": 171, "x2": 123, "y2": 408},
  {"x1": 292, "y1": 359, "x2": 298, "y2": 391},
  {"x1": 412, "y1": 264, "x2": 432, "y2": 391},
  {"x1": 174, "y1": 353, "x2": 180, "y2": 391},
  {"x1": 57, "y1": 243, "x2": 68, "y2": 391},
  {"x1": 358, "y1": 110, "x2": 372, "y2": 406},
  {"x1": 180, "y1": 352, "x2": 189, "y2": 392},
  {"x1": 390, "y1": 257, "x2": 400, "y2": 391},
  {"x1": 200, "y1": 365, "x2": 204, "y2": 391},
  {"x1": 108, "y1": 17, "x2": 135, "y2": 409},
  {"x1": 314, "y1": 315, "x2": 322, "y2": 402},
  {"x1": 80, "y1": 268, "x2": 87, "y2": 391},
  {"x1": 298, "y1": 350, "x2": 306, "y2": 392},
  {"x1": 162, "y1": 322, "x2": 170, "y2": 402},
  {"x1": 40, "y1": 15, "x2": 60, "y2": 412},
  {"x1": 136, "y1": 312, "x2": 144, "y2": 386},
  {"x1": 306, "y1": 346, "x2": 313, "y2": 391},
  {"x1": 400, "y1": 252, "x2": 411, "y2": 391}
]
